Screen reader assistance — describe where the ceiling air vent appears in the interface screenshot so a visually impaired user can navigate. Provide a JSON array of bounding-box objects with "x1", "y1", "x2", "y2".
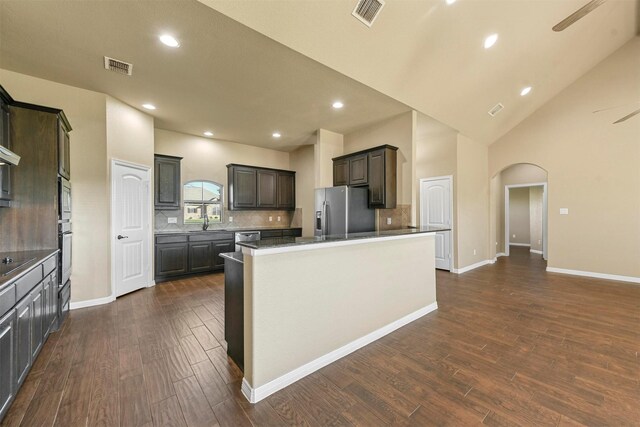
[
  {"x1": 352, "y1": 0, "x2": 385, "y2": 27},
  {"x1": 488, "y1": 103, "x2": 504, "y2": 117},
  {"x1": 104, "y1": 56, "x2": 133, "y2": 76}
]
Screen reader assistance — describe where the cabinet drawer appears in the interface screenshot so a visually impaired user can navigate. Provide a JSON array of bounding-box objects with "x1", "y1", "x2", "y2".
[
  {"x1": 43, "y1": 255, "x2": 57, "y2": 276},
  {"x1": 282, "y1": 228, "x2": 302, "y2": 237},
  {"x1": 15, "y1": 266, "x2": 43, "y2": 301},
  {"x1": 156, "y1": 235, "x2": 188, "y2": 244},
  {"x1": 0, "y1": 284, "x2": 16, "y2": 318},
  {"x1": 260, "y1": 230, "x2": 282, "y2": 239},
  {"x1": 189, "y1": 232, "x2": 234, "y2": 242}
]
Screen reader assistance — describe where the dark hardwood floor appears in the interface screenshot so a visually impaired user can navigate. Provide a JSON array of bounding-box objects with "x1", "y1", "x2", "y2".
[{"x1": 2, "y1": 246, "x2": 638, "y2": 426}]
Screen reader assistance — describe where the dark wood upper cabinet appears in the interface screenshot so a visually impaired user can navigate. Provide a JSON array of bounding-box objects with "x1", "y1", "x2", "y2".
[
  {"x1": 227, "y1": 164, "x2": 295, "y2": 211},
  {"x1": 348, "y1": 154, "x2": 368, "y2": 186},
  {"x1": 277, "y1": 172, "x2": 295, "y2": 209},
  {"x1": 154, "y1": 154, "x2": 182, "y2": 210},
  {"x1": 0, "y1": 92, "x2": 12, "y2": 205},
  {"x1": 256, "y1": 170, "x2": 277, "y2": 208},
  {"x1": 57, "y1": 117, "x2": 71, "y2": 180},
  {"x1": 332, "y1": 145, "x2": 397, "y2": 209},
  {"x1": 333, "y1": 159, "x2": 349, "y2": 186}
]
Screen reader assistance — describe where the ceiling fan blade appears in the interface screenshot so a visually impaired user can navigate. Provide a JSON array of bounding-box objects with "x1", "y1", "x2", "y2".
[
  {"x1": 553, "y1": 0, "x2": 607, "y2": 32},
  {"x1": 613, "y1": 108, "x2": 640, "y2": 124},
  {"x1": 593, "y1": 101, "x2": 640, "y2": 113}
]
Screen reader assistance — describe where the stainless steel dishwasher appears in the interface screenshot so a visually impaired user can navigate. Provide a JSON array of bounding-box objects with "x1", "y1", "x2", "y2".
[{"x1": 234, "y1": 230, "x2": 260, "y2": 252}]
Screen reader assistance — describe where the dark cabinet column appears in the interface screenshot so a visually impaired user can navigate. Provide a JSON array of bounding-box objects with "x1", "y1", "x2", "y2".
[
  {"x1": 0, "y1": 310, "x2": 16, "y2": 420},
  {"x1": 256, "y1": 170, "x2": 277, "y2": 208},
  {"x1": 348, "y1": 154, "x2": 368, "y2": 186},
  {"x1": 277, "y1": 172, "x2": 295, "y2": 209},
  {"x1": 333, "y1": 159, "x2": 349, "y2": 186},
  {"x1": 154, "y1": 154, "x2": 182, "y2": 210}
]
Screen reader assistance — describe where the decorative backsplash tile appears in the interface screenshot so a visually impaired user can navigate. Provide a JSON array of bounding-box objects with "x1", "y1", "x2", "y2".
[
  {"x1": 376, "y1": 204, "x2": 411, "y2": 231},
  {"x1": 154, "y1": 209, "x2": 294, "y2": 232}
]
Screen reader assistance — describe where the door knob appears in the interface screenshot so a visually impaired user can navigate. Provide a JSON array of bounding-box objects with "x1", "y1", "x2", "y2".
[{"x1": 117, "y1": 235, "x2": 129, "y2": 240}]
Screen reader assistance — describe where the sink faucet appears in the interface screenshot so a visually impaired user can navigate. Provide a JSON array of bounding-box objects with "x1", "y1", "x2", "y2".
[{"x1": 203, "y1": 212, "x2": 209, "y2": 231}]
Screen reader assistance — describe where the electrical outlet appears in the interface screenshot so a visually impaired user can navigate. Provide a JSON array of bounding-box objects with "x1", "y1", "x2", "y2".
[
  {"x1": 268, "y1": 216, "x2": 273, "y2": 222},
  {"x1": 386, "y1": 218, "x2": 392, "y2": 225},
  {"x1": 538, "y1": 239, "x2": 541, "y2": 245},
  {"x1": 560, "y1": 208, "x2": 569, "y2": 215},
  {"x1": 167, "y1": 217, "x2": 177, "y2": 224},
  {"x1": 512, "y1": 234, "x2": 516, "y2": 239},
  {"x1": 277, "y1": 216, "x2": 281, "y2": 222},
  {"x1": 473, "y1": 249, "x2": 477, "y2": 256},
  {"x1": 228, "y1": 216, "x2": 233, "y2": 222}
]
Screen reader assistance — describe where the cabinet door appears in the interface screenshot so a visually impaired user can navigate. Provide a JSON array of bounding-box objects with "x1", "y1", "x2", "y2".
[
  {"x1": 155, "y1": 243, "x2": 188, "y2": 277},
  {"x1": 213, "y1": 240, "x2": 235, "y2": 270},
  {"x1": 277, "y1": 172, "x2": 295, "y2": 210},
  {"x1": 42, "y1": 277, "x2": 51, "y2": 338},
  {"x1": 30, "y1": 285, "x2": 44, "y2": 359},
  {"x1": 256, "y1": 170, "x2": 277, "y2": 208},
  {"x1": 231, "y1": 167, "x2": 257, "y2": 209},
  {"x1": 48, "y1": 273, "x2": 58, "y2": 333},
  {"x1": 0, "y1": 100, "x2": 11, "y2": 201},
  {"x1": 189, "y1": 242, "x2": 214, "y2": 273},
  {"x1": 154, "y1": 155, "x2": 181, "y2": 210},
  {"x1": 368, "y1": 149, "x2": 385, "y2": 206},
  {"x1": 348, "y1": 154, "x2": 368, "y2": 186},
  {"x1": 0, "y1": 309, "x2": 16, "y2": 420},
  {"x1": 14, "y1": 297, "x2": 31, "y2": 386},
  {"x1": 58, "y1": 119, "x2": 71, "y2": 180},
  {"x1": 333, "y1": 159, "x2": 349, "y2": 186}
]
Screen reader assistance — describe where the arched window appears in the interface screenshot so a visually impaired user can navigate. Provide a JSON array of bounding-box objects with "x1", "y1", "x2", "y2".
[{"x1": 183, "y1": 180, "x2": 223, "y2": 224}]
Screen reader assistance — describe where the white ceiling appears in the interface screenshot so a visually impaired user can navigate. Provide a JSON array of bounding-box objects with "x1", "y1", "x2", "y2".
[
  {"x1": 0, "y1": 1, "x2": 411, "y2": 151},
  {"x1": 201, "y1": 0, "x2": 639, "y2": 144}
]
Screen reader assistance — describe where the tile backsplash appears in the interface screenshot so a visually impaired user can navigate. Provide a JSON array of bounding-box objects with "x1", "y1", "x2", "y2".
[
  {"x1": 376, "y1": 204, "x2": 411, "y2": 231},
  {"x1": 155, "y1": 208, "x2": 295, "y2": 232}
]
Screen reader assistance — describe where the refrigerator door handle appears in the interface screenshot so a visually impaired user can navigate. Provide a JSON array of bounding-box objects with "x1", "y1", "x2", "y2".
[{"x1": 324, "y1": 201, "x2": 329, "y2": 235}]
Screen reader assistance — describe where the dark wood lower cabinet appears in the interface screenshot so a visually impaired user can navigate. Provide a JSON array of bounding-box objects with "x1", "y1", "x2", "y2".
[
  {"x1": 0, "y1": 310, "x2": 16, "y2": 421},
  {"x1": 14, "y1": 298, "x2": 31, "y2": 387},
  {"x1": 223, "y1": 257, "x2": 244, "y2": 371},
  {"x1": 213, "y1": 241, "x2": 234, "y2": 270},
  {"x1": 189, "y1": 242, "x2": 214, "y2": 273},
  {"x1": 29, "y1": 285, "x2": 43, "y2": 360},
  {"x1": 155, "y1": 244, "x2": 189, "y2": 277}
]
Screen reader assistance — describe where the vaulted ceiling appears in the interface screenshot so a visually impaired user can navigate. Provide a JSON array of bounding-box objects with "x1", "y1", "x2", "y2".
[{"x1": 201, "y1": 0, "x2": 639, "y2": 144}]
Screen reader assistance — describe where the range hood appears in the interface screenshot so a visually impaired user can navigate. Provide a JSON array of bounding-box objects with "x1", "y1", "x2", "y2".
[{"x1": 0, "y1": 145, "x2": 20, "y2": 166}]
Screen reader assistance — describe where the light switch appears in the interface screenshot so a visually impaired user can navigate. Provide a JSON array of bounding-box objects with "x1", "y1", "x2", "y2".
[
  {"x1": 229, "y1": 216, "x2": 233, "y2": 222},
  {"x1": 268, "y1": 216, "x2": 273, "y2": 222},
  {"x1": 386, "y1": 218, "x2": 392, "y2": 225},
  {"x1": 167, "y1": 217, "x2": 177, "y2": 224},
  {"x1": 560, "y1": 208, "x2": 569, "y2": 215},
  {"x1": 277, "y1": 216, "x2": 281, "y2": 222}
]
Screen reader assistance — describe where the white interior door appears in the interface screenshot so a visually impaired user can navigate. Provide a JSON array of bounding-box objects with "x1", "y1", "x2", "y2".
[
  {"x1": 420, "y1": 177, "x2": 452, "y2": 271},
  {"x1": 112, "y1": 161, "x2": 151, "y2": 297}
]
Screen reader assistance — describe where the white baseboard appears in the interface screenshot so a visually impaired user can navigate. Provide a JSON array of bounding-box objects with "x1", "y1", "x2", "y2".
[
  {"x1": 546, "y1": 267, "x2": 640, "y2": 284},
  {"x1": 496, "y1": 252, "x2": 506, "y2": 258},
  {"x1": 70, "y1": 295, "x2": 115, "y2": 310},
  {"x1": 530, "y1": 249, "x2": 543, "y2": 254},
  {"x1": 452, "y1": 259, "x2": 493, "y2": 274},
  {"x1": 509, "y1": 243, "x2": 531, "y2": 247},
  {"x1": 147, "y1": 280, "x2": 156, "y2": 288},
  {"x1": 241, "y1": 301, "x2": 439, "y2": 404}
]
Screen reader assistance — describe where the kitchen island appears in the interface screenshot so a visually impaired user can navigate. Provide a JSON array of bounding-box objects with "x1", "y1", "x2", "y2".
[{"x1": 237, "y1": 226, "x2": 447, "y2": 403}]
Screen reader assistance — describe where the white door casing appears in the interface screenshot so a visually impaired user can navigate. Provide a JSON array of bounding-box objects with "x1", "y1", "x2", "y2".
[
  {"x1": 111, "y1": 160, "x2": 152, "y2": 297},
  {"x1": 504, "y1": 182, "x2": 548, "y2": 260},
  {"x1": 420, "y1": 176, "x2": 453, "y2": 271}
]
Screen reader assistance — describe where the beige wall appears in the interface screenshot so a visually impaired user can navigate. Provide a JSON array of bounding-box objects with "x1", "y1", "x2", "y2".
[
  {"x1": 0, "y1": 69, "x2": 111, "y2": 303},
  {"x1": 344, "y1": 111, "x2": 416, "y2": 223},
  {"x1": 106, "y1": 96, "x2": 155, "y2": 168},
  {"x1": 509, "y1": 187, "x2": 530, "y2": 245},
  {"x1": 456, "y1": 134, "x2": 489, "y2": 268},
  {"x1": 314, "y1": 129, "x2": 343, "y2": 188},
  {"x1": 155, "y1": 128, "x2": 289, "y2": 186},
  {"x1": 490, "y1": 38, "x2": 640, "y2": 278},
  {"x1": 529, "y1": 186, "x2": 544, "y2": 252},
  {"x1": 243, "y1": 234, "x2": 436, "y2": 390},
  {"x1": 289, "y1": 141, "x2": 315, "y2": 237}
]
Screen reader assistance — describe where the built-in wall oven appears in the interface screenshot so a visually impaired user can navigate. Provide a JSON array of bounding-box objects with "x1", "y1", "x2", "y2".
[{"x1": 57, "y1": 176, "x2": 72, "y2": 326}]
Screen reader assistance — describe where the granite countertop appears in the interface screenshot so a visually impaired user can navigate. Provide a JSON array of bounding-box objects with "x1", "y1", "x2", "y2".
[
  {"x1": 220, "y1": 252, "x2": 243, "y2": 263},
  {"x1": 155, "y1": 226, "x2": 301, "y2": 235},
  {"x1": 0, "y1": 249, "x2": 59, "y2": 288},
  {"x1": 237, "y1": 226, "x2": 451, "y2": 251}
]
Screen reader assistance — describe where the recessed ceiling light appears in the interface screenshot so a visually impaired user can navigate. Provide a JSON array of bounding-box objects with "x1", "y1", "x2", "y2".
[
  {"x1": 272, "y1": 132, "x2": 281, "y2": 138},
  {"x1": 332, "y1": 101, "x2": 344, "y2": 109},
  {"x1": 159, "y1": 34, "x2": 180, "y2": 48},
  {"x1": 484, "y1": 33, "x2": 498, "y2": 49},
  {"x1": 204, "y1": 131, "x2": 214, "y2": 137},
  {"x1": 446, "y1": 0, "x2": 457, "y2": 4},
  {"x1": 142, "y1": 103, "x2": 156, "y2": 110},
  {"x1": 520, "y1": 86, "x2": 532, "y2": 96}
]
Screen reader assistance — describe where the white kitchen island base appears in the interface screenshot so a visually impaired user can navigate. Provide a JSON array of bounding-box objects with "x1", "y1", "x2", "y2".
[{"x1": 240, "y1": 231, "x2": 439, "y2": 403}]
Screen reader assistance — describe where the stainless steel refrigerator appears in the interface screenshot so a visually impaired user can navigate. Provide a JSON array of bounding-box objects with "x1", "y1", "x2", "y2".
[{"x1": 314, "y1": 186, "x2": 375, "y2": 237}]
